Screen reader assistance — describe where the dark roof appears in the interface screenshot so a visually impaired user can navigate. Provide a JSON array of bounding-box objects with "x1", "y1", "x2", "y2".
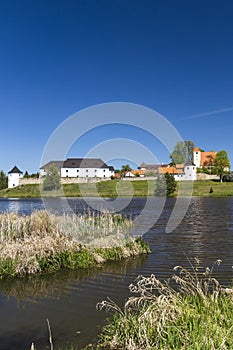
[
  {"x1": 8, "y1": 165, "x2": 23, "y2": 174},
  {"x1": 40, "y1": 161, "x2": 64, "y2": 169},
  {"x1": 63, "y1": 158, "x2": 109, "y2": 169},
  {"x1": 41, "y1": 158, "x2": 113, "y2": 170},
  {"x1": 139, "y1": 163, "x2": 169, "y2": 171},
  {"x1": 185, "y1": 160, "x2": 196, "y2": 166},
  {"x1": 108, "y1": 166, "x2": 115, "y2": 171}
]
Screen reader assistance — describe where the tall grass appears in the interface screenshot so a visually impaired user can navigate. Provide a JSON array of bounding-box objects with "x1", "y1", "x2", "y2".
[
  {"x1": 96, "y1": 259, "x2": 233, "y2": 349},
  {"x1": 0, "y1": 211, "x2": 150, "y2": 277}
]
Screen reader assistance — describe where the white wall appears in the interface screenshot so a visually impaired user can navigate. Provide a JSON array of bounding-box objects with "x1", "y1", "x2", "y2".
[
  {"x1": 60, "y1": 167, "x2": 113, "y2": 178},
  {"x1": 174, "y1": 165, "x2": 196, "y2": 181},
  {"x1": 193, "y1": 151, "x2": 201, "y2": 167},
  {"x1": 8, "y1": 173, "x2": 23, "y2": 188},
  {"x1": 184, "y1": 165, "x2": 196, "y2": 180}
]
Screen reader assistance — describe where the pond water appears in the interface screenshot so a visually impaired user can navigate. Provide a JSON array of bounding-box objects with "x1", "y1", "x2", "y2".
[{"x1": 0, "y1": 197, "x2": 233, "y2": 349}]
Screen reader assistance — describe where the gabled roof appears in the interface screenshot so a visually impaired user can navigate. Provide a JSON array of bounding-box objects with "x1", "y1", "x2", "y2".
[
  {"x1": 200, "y1": 152, "x2": 216, "y2": 166},
  {"x1": 40, "y1": 161, "x2": 64, "y2": 170},
  {"x1": 158, "y1": 166, "x2": 185, "y2": 175},
  {"x1": 63, "y1": 158, "x2": 109, "y2": 169},
  {"x1": 40, "y1": 158, "x2": 112, "y2": 170},
  {"x1": 8, "y1": 165, "x2": 23, "y2": 174},
  {"x1": 184, "y1": 160, "x2": 196, "y2": 166}
]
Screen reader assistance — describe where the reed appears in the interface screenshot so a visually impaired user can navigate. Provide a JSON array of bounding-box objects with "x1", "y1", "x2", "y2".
[
  {"x1": 0, "y1": 211, "x2": 150, "y2": 277},
  {"x1": 96, "y1": 259, "x2": 233, "y2": 349}
]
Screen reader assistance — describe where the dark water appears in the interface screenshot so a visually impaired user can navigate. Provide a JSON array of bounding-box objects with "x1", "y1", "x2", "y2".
[{"x1": 0, "y1": 197, "x2": 233, "y2": 349}]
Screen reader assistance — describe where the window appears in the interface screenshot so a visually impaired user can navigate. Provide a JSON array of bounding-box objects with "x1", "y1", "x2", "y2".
[
  {"x1": 86, "y1": 175, "x2": 88, "y2": 177},
  {"x1": 104, "y1": 175, "x2": 106, "y2": 178},
  {"x1": 103, "y1": 169, "x2": 105, "y2": 172},
  {"x1": 66, "y1": 169, "x2": 68, "y2": 173},
  {"x1": 187, "y1": 167, "x2": 189, "y2": 170},
  {"x1": 77, "y1": 175, "x2": 79, "y2": 178},
  {"x1": 95, "y1": 169, "x2": 97, "y2": 172},
  {"x1": 86, "y1": 169, "x2": 88, "y2": 172},
  {"x1": 77, "y1": 169, "x2": 79, "y2": 172},
  {"x1": 196, "y1": 152, "x2": 198, "y2": 154}
]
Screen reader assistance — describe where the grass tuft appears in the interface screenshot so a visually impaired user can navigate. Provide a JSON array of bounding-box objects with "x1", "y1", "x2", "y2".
[
  {"x1": 0, "y1": 211, "x2": 149, "y2": 278},
  {"x1": 96, "y1": 259, "x2": 233, "y2": 349}
]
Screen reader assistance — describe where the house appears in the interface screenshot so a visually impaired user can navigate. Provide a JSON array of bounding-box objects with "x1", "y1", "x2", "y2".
[
  {"x1": 193, "y1": 147, "x2": 217, "y2": 168},
  {"x1": 40, "y1": 158, "x2": 114, "y2": 179},
  {"x1": 8, "y1": 165, "x2": 23, "y2": 188},
  {"x1": 138, "y1": 162, "x2": 196, "y2": 181},
  {"x1": 131, "y1": 169, "x2": 146, "y2": 177},
  {"x1": 158, "y1": 162, "x2": 197, "y2": 181},
  {"x1": 124, "y1": 171, "x2": 135, "y2": 177}
]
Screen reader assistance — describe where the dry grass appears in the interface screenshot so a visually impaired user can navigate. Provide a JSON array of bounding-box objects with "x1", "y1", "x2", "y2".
[
  {"x1": 0, "y1": 211, "x2": 149, "y2": 277},
  {"x1": 96, "y1": 259, "x2": 233, "y2": 349}
]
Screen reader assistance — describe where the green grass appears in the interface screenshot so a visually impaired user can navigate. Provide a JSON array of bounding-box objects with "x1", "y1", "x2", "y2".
[
  {"x1": 93, "y1": 260, "x2": 233, "y2": 350},
  {"x1": 1, "y1": 180, "x2": 233, "y2": 198},
  {"x1": 177, "y1": 180, "x2": 233, "y2": 196}
]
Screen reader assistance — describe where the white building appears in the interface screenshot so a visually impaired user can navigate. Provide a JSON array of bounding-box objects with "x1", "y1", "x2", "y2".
[
  {"x1": 8, "y1": 166, "x2": 23, "y2": 188},
  {"x1": 173, "y1": 162, "x2": 197, "y2": 181},
  {"x1": 40, "y1": 158, "x2": 114, "y2": 179},
  {"x1": 158, "y1": 161, "x2": 197, "y2": 181}
]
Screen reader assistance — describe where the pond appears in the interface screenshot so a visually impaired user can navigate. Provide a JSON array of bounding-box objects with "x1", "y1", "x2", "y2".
[{"x1": 0, "y1": 197, "x2": 232, "y2": 349}]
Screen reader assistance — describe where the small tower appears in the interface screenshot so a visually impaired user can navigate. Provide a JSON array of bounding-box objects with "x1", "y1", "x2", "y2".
[
  {"x1": 8, "y1": 166, "x2": 23, "y2": 188},
  {"x1": 193, "y1": 147, "x2": 201, "y2": 167}
]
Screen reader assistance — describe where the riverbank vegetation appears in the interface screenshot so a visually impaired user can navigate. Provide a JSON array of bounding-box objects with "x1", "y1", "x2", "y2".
[
  {"x1": 1, "y1": 180, "x2": 233, "y2": 198},
  {"x1": 92, "y1": 259, "x2": 233, "y2": 350},
  {"x1": 0, "y1": 211, "x2": 150, "y2": 278}
]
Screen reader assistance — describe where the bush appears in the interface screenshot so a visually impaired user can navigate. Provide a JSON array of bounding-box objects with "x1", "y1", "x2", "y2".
[
  {"x1": 222, "y1": 174, "x2": 233, "y2": 182},
  {"x1": 155, "y1": 173, "x2": 176, "y2": 196}
]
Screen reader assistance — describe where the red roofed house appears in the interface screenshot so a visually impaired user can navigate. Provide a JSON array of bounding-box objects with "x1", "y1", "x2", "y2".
[
  {"x1": 193, "y1": 147, "x2": 217, "y2": 168},
  {"x1": 158, "y1": 161, "x2": 196, "y2": 181}
]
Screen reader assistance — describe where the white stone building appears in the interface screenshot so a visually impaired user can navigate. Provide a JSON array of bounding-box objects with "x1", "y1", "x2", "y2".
[
  {"x1": 40, "y1": 158, "x2": 114, "y2": 179},
  {"x1": 8, "y1": 166, "x2": 23, "y2": 188}
]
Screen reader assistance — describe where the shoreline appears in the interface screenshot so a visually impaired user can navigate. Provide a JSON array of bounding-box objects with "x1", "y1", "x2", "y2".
[{"x1": 0, "y1": 180, "x2": 233, "y2": 198}]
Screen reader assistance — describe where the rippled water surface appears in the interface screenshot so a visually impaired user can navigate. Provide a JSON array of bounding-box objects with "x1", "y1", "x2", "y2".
[{"x1": 0, "y1": 197, "x2": 232, "y2": 349}]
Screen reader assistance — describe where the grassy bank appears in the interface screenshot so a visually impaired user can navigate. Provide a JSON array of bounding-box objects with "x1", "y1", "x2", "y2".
[
  {"x1": 0, "y1": 180, "x2": 156, "y2": 198},
  {"x1": 91, "y1": 260, "x2": 233, "y2": 350},
  {"x1": 1, "y1": 180, "x2": 233, "y2": 198},
  {"x1": 0, "y1": 211, "x2": 150, "y2": 278}
]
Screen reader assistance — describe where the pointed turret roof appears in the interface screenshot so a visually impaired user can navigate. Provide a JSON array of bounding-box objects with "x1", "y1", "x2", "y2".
[{"x1": 8, "y1": 165, "x2": 23, "y2": 174}]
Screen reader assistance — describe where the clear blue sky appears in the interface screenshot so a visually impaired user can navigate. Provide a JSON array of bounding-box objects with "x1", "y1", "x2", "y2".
[{"x1": 0, "y1": 0, "x2": 233, "y2": 173}]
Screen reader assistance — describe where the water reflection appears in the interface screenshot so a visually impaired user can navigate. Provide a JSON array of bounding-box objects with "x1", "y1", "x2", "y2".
[{"x1": 0, "y1": 197, "x2": 233, "y2": 349}]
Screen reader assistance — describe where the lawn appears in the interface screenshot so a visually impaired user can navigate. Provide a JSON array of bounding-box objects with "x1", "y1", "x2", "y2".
[{"x1": 0, "y1": 180, "x2": 233, "y2": 198}]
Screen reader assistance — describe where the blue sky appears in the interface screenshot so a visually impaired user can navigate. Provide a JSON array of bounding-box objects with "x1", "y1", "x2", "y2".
[{"x1": 0, "y1": 0, "x2": 233, "y2": 173}]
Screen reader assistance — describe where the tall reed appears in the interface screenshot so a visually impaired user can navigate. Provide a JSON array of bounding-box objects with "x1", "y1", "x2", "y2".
[
  {"x1": 97, "y1": 259, "x2": 233, "y2": 349},
  {"x1": 0, "y1": 210, "x2": 149, "y2": 277}
]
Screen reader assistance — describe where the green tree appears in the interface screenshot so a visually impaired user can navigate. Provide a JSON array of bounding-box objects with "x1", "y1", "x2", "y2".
[
  {"x1": 213, "y1": 150, "x2": 230, "y2": 182},
  {"x1": 23, "y1": 171, "x2": 29, "y2": 178},
  {"x1": 170, "y1": 140, "x2": 194, "y2": 164},
  {"x1": 0, "y1": 170, "x2": 8, "y2": 190},
  {"x1": 155, "y1": 173, "x2": 177, "y2": 196},
  {"x1": 121, "y1": 164, "x2": 132, "y2": 177},
  {"x1": 43, "y1": 164, "x2": 61, "y2": 191}
]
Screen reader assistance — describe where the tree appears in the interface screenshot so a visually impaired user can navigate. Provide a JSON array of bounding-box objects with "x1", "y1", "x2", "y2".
[
  {"x1": 185, "y1": 140, "x2": 195, "y2": 162},
  {"x1": 121, "y1": 164, "x2": 132, "y2": 177},
  {"x1": 23, "y1": 171, "x2": 29, "y2": 178},
  {"x1": 170, "y1": 140, "x2": 194, "y2": 164},
  {"x1": 0, "y1": 170, "x2": 8, "y2": 190},
  {"x1": 213, "y1": 150, "x2": 230, "y2": 182},
  {"x1": 43, "y1": 164, "x2": 61, "y2": 191},
  {"x1": 155, "y1": 173, "x2": 177, "y2": 196}
]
